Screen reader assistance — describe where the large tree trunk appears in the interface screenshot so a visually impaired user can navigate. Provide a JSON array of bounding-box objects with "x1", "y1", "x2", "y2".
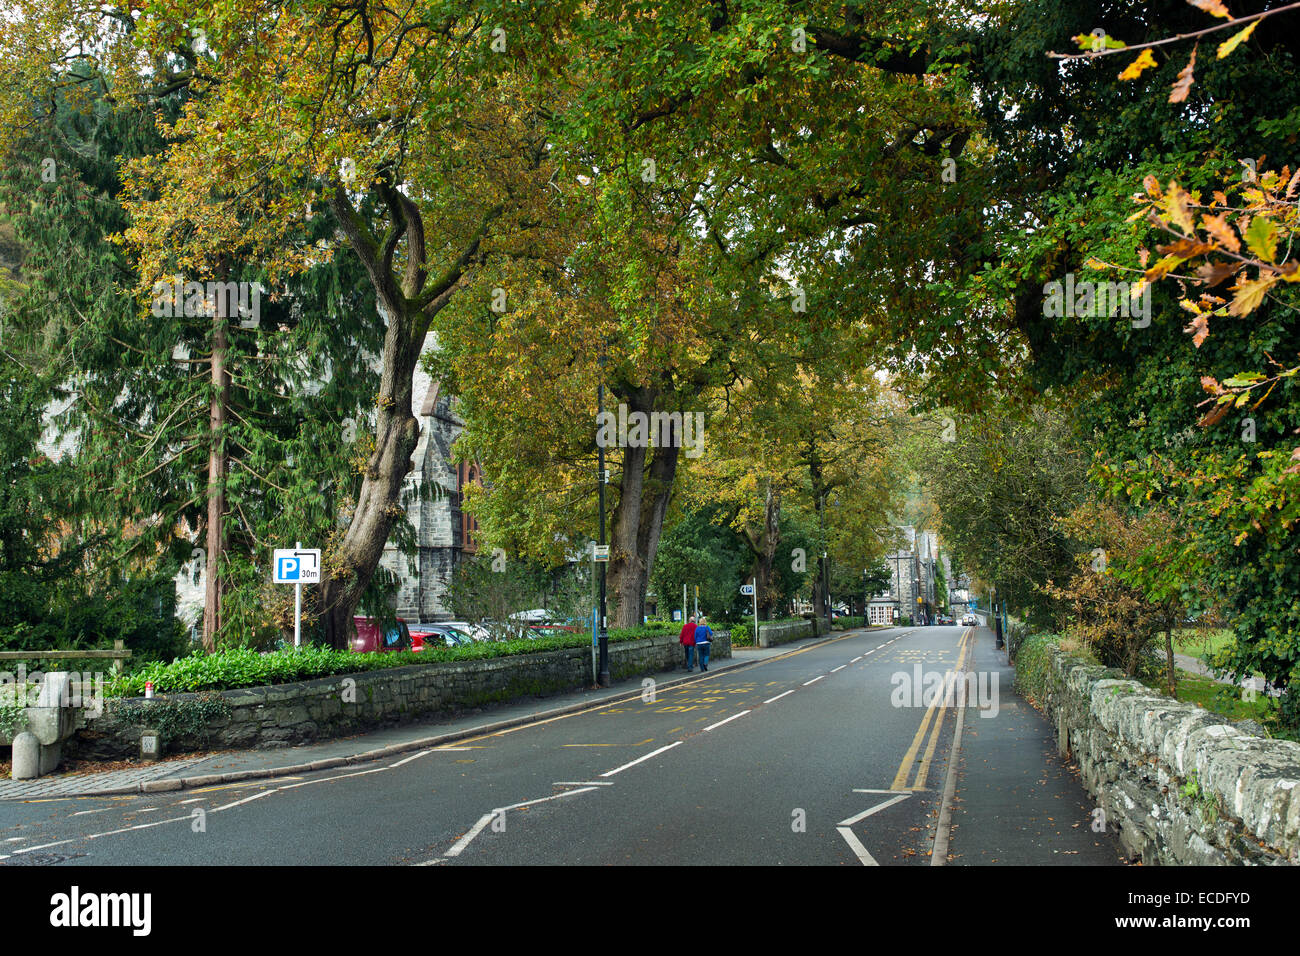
[
  {"x1": 741, "y1": 481, "x2": 781, "y2": 620},
  {"x1": 607, "y1": 391, "x2": 682, "y2": 628},
  {"x1": 320, "y1": 301, "x2": 423, "y2": 648},
  {"x1": 759, "y1": 482, "x2": 780, "y2": 620},
  {"x1": 202, "y1": 311, "x2": 230, "y2": 652},
  {"x1": 320, "y1": 183, "x2": 499, "y2": 649}
]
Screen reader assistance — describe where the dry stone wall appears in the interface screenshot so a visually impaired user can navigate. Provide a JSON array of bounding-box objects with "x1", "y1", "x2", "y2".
[{"x1": 1024, "y1": 644, "x2": 1300, "y2": 865}]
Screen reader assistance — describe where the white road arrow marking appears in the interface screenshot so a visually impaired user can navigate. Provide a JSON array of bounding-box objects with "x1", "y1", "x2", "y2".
[{"x1": 836, "y1": 793, "x2": 911, "y2": 866}]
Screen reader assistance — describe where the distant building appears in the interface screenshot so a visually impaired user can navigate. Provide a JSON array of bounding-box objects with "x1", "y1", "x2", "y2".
[{"x1": 868, "y1": 527, "x2": 946, "y2": 625}]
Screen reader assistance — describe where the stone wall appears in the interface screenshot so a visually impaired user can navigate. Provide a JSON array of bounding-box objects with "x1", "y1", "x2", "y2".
[
  {"x1": 1021, "y1": 643, "x2": 1300, "y2": 865},
  {"x1": 67, "y1": 630, "x2": 731, "y2": 761},
  {"x1": 757, "y1": 621, "x2": 815, "y2": 648}
]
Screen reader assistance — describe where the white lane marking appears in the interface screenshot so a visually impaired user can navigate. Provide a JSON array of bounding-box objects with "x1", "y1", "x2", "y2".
[
  {"x1": 802, "y1": 676, "x2": 825, "y2": 686},
  {"x1": 414, "y1": 858, "x2": 446, "y2": 865},
  {"x1": 390, "y1": 749, "x2": 433, "y2": 768},
  {"x1": 599, "y1": 741, "x2": 683, "y2": 778},
  {"x1": 853, "y1": 789, "x2": 911, "y2": 794},
  {"x1": 763, "y1": 690, "x2": 795, "y2": 704},
  {"x1": 837, "y1": 826, "x2": 879, "y2": 866},
  {"x1": 432, "y1": 747, "x2": 475, "y2": 751},
  {"x1": 702, "y1": 710, "x2": 751, "y2": 732},
  {"x1": 445, "y1": 812, "x2": 495, "y2": 858},
  {"x1": 554, "y1": 781, "x2": 614, "y2": 787},
  {"x1": 15, "y1": 815, "x2": 190, "y2": 854},
  {"x1": 211, "y1": 790, "x2": 277, "y2": 812},
  {"x1": 831, "y1": 665, "x2": 847, "y2": 673},
  {"x1": 279, "y1": 767, "x2": 389, "y2": 791},
  {"x1": 442, "y1": 786, "x2": 599, "y2": 861},
  {"x1": 137, "y1": 807, "x2": 158, "y2": 813},
  {"x1": 70, "y1": 809, "x2": 112, "y2": 817},
  {"x1": 499, "y1": 786, "x2": 597, "y2": 812},
  {"x1": 852, "y1": 657, "x2": 863, "y2": 663},
  {"x1": 176, "y1": 798, "x2": 204, "y2": 805},
  {"x1": 838, "y1": 793, "x2": 910, "y2": 827},
  {"x1": 4, "y1": 836, "x2": 27, "y2": 841}
]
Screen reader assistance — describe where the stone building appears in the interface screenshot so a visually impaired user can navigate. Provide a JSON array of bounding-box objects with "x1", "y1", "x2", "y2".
[
  {"x1": 380, "y1": 341, "x2": 480, "y2": 622},
  {"x1": 867, "y1": 527, "x2": 948, "y2": 625}
]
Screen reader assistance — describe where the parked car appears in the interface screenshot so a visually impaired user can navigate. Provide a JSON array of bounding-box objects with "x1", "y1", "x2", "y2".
[
  {"x1": 527, "y1": 623, "x2": 584, "y2": 639},
  {"x1": 352, "y1": 616, "x2": 419, "y2": 653},
  {"x1": 415, "y1": 625, "x2": 477, "y2": 649},
  {"x1": 961, "y1": 613, "x2": 977, "y2": 626},
  {"x1": 438, "y1": 621, "x2": 496, "y2": 642}
]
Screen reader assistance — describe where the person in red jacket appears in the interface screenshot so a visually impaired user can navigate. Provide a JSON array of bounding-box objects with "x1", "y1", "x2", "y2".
[{"x1": 679, "y1": 615, "x2": 698, "y2": 671}]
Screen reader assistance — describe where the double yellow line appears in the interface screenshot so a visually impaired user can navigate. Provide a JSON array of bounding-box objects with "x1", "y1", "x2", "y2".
[{"x1": 890, "y1": 629, "x2": 972, "y2": 792}]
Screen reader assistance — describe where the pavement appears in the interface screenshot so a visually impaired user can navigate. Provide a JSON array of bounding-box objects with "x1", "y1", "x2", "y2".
[
  {"x1": 947, "y1": 628, "x2": 1125, "y2": 864},
  {"x1": 0, "y1": 633, "x2": 830, "y2": 801}
]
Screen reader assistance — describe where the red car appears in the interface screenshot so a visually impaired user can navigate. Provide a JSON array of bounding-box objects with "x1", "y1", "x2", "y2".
[{"x1": 351, "y1": 616, "x2": 438, "y2": 653}]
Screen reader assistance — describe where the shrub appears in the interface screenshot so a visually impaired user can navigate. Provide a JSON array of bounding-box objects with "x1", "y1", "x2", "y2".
[
  {"x1": 107, "y1": 622, "x2": 683, "y2": 696},
  {"x1": 1014, "y1": 633, "x2": 1062, "y2": 703}
]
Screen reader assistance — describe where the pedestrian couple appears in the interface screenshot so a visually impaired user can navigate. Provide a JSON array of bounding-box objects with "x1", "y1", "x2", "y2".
[{"x1": 679, "y1": 614, "x2": 713, "y2": 672}]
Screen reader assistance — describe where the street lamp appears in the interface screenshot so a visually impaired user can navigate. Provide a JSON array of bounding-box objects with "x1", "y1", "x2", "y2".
[{"x1": 596, "y1": 355, "x2": 609, "y2": 686}]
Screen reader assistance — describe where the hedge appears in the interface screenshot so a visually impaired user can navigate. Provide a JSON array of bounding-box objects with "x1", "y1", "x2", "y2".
[{"x1": 107, "y1": 622, "x2": 678, "y2": 696}]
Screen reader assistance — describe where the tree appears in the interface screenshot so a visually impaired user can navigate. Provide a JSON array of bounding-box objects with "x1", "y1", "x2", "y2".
[{"x1": 918, "y1": 400, "x2": 1091, "y2": 629}]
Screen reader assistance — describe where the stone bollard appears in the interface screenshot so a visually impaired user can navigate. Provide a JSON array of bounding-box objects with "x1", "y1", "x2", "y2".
[{"x1": 11, "y1": 731, "x2": 40, "y2": 780}]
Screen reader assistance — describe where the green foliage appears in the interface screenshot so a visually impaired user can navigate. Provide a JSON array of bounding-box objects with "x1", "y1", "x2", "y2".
[
  {"x1": 0, "y1": 701, "x2": 27, "y2": 738},
  {"x1": 651, "y1": 506, "x2": 753, "y2": 621},
  {"x1": 107, "y1": 623, "x2": 680, "y2": 696},
  {"x1": 919, "y1": 401, "x2": 1090, "y2": 628},
  {"x1": 1012, "y1": 633, "x2": 1063, "y2": 704},
  {"x1": 445, "y1": 553, "x2": 591, "y2": 631},
  {"x1": 115, "y1": 695, "x2": 232, "y2": 745}
]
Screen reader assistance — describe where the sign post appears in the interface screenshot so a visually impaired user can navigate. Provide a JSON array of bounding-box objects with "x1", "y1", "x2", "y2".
[
  {"x1": 740, "y1": 580, "x2": 757, "y2": 645},
  {"x1": 273, "y1": 544, "x2": 321, "y2": 647}
]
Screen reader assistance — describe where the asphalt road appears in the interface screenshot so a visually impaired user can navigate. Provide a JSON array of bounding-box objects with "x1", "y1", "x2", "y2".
[{"x1": 0, "y1": 625, "x2": 1123, "y2": 866}]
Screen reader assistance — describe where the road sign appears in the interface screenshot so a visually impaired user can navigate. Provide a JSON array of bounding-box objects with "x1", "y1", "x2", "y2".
[
  {"x1": 274, "y1": 548, "x2": 321, "y2": 584},
  {"x1": 740, "y1": 583, "x2": 755, "y2": 596},
  {"x1": 592, "y1": 544, "x2": 610, "y2": 562}
]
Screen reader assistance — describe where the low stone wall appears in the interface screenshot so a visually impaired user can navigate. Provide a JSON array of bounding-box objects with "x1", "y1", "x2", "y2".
[
  {"x1": 757, "y1": 621, "x2": 815, "y2": 648},
  {"x1": 66, "y1": 630, "x2": 731, "y2": 761},
  {"x1": 1021, "y1": 643, "x2": 1300, "y2": 865}
]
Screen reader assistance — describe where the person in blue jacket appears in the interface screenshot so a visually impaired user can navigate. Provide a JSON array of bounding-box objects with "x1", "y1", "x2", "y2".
[{"x1": 694, "y1": 615, "x2": 713, "y2": 672}]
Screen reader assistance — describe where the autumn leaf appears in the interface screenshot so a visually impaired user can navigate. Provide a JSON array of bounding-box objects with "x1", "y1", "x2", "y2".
[
  {"x1": 1217, "y1": 20, "x2": 1257, "y2": 59},
  {"x1": 1200, "y1": 213, "x2": 1241, "y2": 253},
  {"x1": 1200, "y1": 401, "x2": 1232, "y2": 427},
  {"x1": 1143, "y1": 175, "x2": 1162, "y2": 198},
  {"x1": 1185, "y1": 312, "x2": 1210, "y2": 346},
  {"x1": 1119, "y1": 50, "x2": 1158, "y2": 81},
  {"x1": 1166, "y1": 182, "x2": 1196, "y2": 234},
  {"x1": 1194, "y1": 260, "x2": 1242, "y2": 287},
  {"x1": 1169, "y1": 46, "x2": 1198, "y2": 103},
  {"x1": 1188, "y1": 0, "x2": 1231, "y2": 17},
  {"x1": 1156, "y1": 238, "x2": 1214, "y2": 259},
  {"x1": 1227, "y1": 275, "x2": 1276, "y2": 316},
  {"x1": 1201, "y1": 375, "x2": 1224, "y2": 395},
  {"x1": 1243, "y1": 214, "x2": 1279, "y2": 262}
]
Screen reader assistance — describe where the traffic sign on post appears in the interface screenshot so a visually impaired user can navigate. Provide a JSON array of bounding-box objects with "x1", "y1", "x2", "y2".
[
  {"x1": 593, "y1": 544, "x2": 610, "y2": 563},
  {"x1": 740, "y1": 583, "x2": 755, "y2": 596},
  {"x1": 274, "y1": 548, "x2": 321, "y2": 584},
  {"x1": 274, "y1": 546, "x2": 320, "y2": 648}
]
